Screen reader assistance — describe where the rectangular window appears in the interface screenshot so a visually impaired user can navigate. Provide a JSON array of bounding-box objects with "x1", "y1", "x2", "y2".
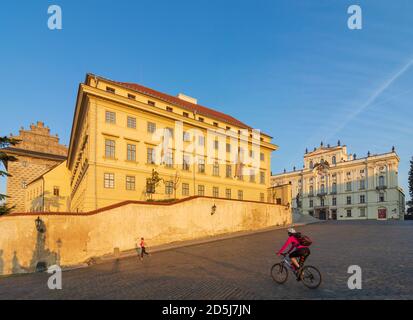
[
  {"x1": 347, "y1": 196, "x2": 352, "y2": 205},
  {"x1": 126, "y1": 144, "x2": 136, "y2": 161},
  {"x1": 249, "y1": 150, "x2": 254, "y2": 158},
  {"x1": 166, "y1": 106, "x2": 173, "y2": 112},
  {"x1": 249, "y1": 169, "x2": 255, "y2": 183},
  {"x1": 183, "y1": 131, "x2": 191, "y2": 142},
  {"x1": 104, "y1": 173, "x2": 115, "y2": 188},
  {"x1": 148, "y1": 100, "x2": 155, "y2": 106},
  {"x1": 165, "y1": 127, "x2": 174, "y2": 138},
  {"x1": 332, "y1": 183, "x2": 337, "y2": 193},
  {"x1": 260, "y1": 171, "x2": 265, "y2": 184},
  {"x1": 198, "y1": 135, "x2": 205, "y2": 146},
  {"x1": 213, "y1": 187, "x2": 219, "y2": 198},
  {"x1": 226, "y1": 164, "x2": 232, "y2": 178},
  {"x1": 214, "y1": 140, "x2": 219, "y2": 150},
  {"x1": 105, "y1": 111, "x2": 116, "y2": 124},
  {"x1": 183, "y1": 112, "x2": 189, "y2": 118},
  {"x1": 165, "y1": 181, "x2": 173, "y2": 195},
  {"x1": 360, "y1": 195, "x2": 365, "y2": 204},
  {"x1": 126, "y1": 176, "x2": 135, "y2": 190},
  {"x1": 183, "y1": 155, "x2": 190, "y2": 171},
  {"x1": 165, "y1": 150, "x2": 174, "y2": 168},
  {"x1": 332, "y1": 197, "x2": 337, "y2": 206},
  {"x1": 198, "y1": 185, "x2": 205, "y2": 196},
  {"x1": 53, "y1": 187, "x2": 60, "y2": 196},
  {"x1": 309, "y1": 200, "x2": 313, "y2": 208},
  {"x1": 226, "y1": 143, "x2": 231, "y2": 153},
  {"x1": 105, "y1": 139, "x2": 116, "y2": 158},
  {"x1": 346, "y1": 181, "x2": 352, "y2": 191},
  {"x1": 147, "y1": 148, "x2": 155, "y2": 164},
  {"x1": 359, "y1": 207, "x2": 366, "y2": 217},
  {"x1": 347, "y1": 209, "x2": 352, "y2": 217},
  {"x1": 379, "y1": 193, "x2": 385, "y2": 202},
  {"x1": 198, "y1": 117, "x2": 204, "y2": 122},
  {"x1": 213, "y1": 161, "x2": 219, "y2": 176},
  {"x1": 198, "y1": 158, "x2": 205, "y2": 173},
  {"x1": 225, "y1": 188, "x2": 231, "y2": 199},
  {"x1": 147, "y1": 122, "x2": 156, "y2": 133},
  {"x1": 260, "y1": 193, "x2": 265, "y2": 202},
  {"x1": 128, "y1": 93, "x2": 136, "y2": 100},
  {"x1": 359, "y1": 179, "x2": 365, "y2": 190},
  {"x1": 106, "y1": 86, "x2": 115, "y2": 93},
  {"x1": 260, "y1": 152, "x2": 265, "y2": 161},
  {"x1": 238, "y1": 190, "x2": 243, "y2": 200},
  {"x1": 127, "y1": 116, "x2": 136, "y2": 129},
  {"x1": 182, "y1": 183, "x2": 189, "y2": 196},
  {"x1": 213, "y1": 122, "x2": 219, "y2": 127}
]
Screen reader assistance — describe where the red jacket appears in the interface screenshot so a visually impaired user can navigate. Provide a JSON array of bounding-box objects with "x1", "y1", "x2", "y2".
[{"x1": 277, "y1": 235, "x2": 307, "y2": 255}]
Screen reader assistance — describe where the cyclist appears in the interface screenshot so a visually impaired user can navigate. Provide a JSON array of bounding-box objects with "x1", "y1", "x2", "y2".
[{"x1": 277, "y1": 228, "x2": 310, "y2": 279}]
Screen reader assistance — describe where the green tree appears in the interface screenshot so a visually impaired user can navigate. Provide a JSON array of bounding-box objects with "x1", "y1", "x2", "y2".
[{"x1": 0, "y1": 136, "x2": 20, "y2": 215}]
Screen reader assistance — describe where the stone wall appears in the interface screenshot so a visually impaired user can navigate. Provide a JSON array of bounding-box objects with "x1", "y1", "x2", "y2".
[{"x1": 0, "y1": 196, "x2": 291, "y2": 275}]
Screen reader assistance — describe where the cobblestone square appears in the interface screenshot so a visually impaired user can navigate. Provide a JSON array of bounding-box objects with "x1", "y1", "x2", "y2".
[{"x1": 0, "y1": 220, "x2": 412, "y2": 299}]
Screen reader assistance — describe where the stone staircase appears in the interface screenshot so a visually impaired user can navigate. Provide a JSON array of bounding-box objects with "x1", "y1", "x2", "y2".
[{"x1": 292, "y1": 209, "x2": 322, "y2": 225}]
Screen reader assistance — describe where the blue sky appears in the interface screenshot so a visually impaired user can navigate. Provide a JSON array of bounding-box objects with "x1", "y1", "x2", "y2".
[{"x1": 1, "y1": 0, "x2": 412, "y2": 200}]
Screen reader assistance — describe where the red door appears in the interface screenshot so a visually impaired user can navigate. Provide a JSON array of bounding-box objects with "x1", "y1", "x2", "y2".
[{"x1": 378, "y1": 208, "x2": 387, "y2": 219}]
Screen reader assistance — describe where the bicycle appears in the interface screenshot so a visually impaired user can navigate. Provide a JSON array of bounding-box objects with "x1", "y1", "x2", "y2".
[{"x1": 271, "y1": 253, "x2": 322, "y2": 289}]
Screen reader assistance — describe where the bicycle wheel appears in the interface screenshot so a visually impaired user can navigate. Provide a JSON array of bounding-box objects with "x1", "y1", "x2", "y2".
[
  {"x1": 300, "y1": 265, "x2": 322, "y2": 289},
  {"x1": 271, "y1": 263, "x2": 288, "y2": 284}
]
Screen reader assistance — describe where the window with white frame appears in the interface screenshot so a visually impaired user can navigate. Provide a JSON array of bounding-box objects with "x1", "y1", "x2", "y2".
[
  {"x1": 182, "y1": 183, "x2": 189, "y2": 196},
  {"x1": 105, "y1": 111, "x2": 116, "y2": 124},
  {"x1": 213, "y1": 186, "x2": 219, "y2": 198},
  {"x1": 104, "y1": 173, "x2": 115, "y2": 188},
  {"x1": 105, "y1": 139, "x2": 115, "y2": 158},
  {"x1": 127, "y1": 116, "x2": 136, "y2": 129},
  {"x1": 126, "y1": 176, "x2": 135, "y2": 190}
]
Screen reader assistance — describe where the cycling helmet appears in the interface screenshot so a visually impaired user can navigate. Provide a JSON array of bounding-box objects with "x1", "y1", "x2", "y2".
[{"x1": 287, "y1": 227, "x2": 296, "y2": 236}]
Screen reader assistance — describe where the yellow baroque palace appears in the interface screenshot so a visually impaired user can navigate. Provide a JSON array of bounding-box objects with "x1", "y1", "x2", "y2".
[{"x1": 24, "y1": 74, "x2": 278, "y2": 212}]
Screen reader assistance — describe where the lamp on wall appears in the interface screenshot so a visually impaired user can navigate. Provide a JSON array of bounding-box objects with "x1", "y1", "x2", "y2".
[
  {"x1": 35, "y1": 216, "x2": 45, "y2": 233},
  {"x1": 211, "y1": 204, "x2": 217, "y2": 215}
]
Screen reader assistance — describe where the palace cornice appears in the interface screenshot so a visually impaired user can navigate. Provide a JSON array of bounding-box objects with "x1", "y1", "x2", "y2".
[
  {"x1": 272, "y1": 152, "x2": 399, "y2": 178},
  {"x1": 2, "y1": 147, "x2": 67, "y2": 162}
]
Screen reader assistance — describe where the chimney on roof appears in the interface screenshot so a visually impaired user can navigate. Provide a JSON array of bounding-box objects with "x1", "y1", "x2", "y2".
[{"x1": 177, "y1": 93, "x2": 197, "y2": 105}]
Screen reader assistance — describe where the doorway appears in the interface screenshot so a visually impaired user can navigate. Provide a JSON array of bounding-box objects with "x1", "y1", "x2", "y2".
[{"x1": 378, "y1": 208, "x2": 387, "y2": 220}]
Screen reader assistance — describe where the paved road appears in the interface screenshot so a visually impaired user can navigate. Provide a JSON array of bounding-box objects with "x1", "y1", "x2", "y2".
[{"x1": 0, "y1": 220, "x2": 412, "y2": 299}]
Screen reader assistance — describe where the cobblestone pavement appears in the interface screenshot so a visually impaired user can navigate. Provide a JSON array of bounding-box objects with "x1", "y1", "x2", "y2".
[{"x1": 1, "y1": 220, "x2": 412, "y2": 299}]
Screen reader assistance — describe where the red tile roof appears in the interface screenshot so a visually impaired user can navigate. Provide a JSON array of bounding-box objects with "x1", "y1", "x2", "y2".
[{"x1": 114, "y1": 81, "x2": 251, "y2": 129}]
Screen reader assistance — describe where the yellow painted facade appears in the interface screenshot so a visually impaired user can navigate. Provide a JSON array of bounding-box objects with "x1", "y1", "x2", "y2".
[
  {"x1": 25, "y1": 161, "x2": 70, "y2": 212},
  {"x1": 30, "y1": 74, "x2": 278, "y2": 212}
]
